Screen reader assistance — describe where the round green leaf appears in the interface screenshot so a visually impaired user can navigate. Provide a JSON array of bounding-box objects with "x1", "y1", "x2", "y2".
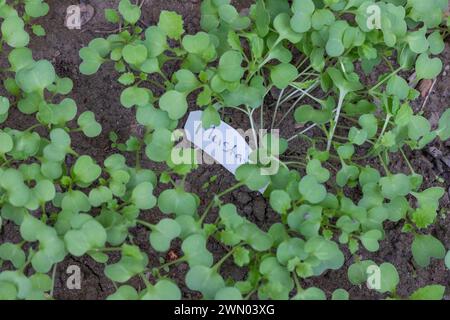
[{"x1": 159, "y1": 90, "x2": 187, "y2": 120}]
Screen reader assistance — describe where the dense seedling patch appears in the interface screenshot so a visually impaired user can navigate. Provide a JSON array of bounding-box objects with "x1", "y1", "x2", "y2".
[{"x1": 1, "y1": 0, "x2": 450, "y2": 300}]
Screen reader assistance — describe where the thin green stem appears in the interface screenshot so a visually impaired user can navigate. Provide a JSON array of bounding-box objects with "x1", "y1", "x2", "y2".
[
  {"x1": 216, "y1": 181, "x2": 245, "y2": 199},
  {"x1": 137, "y1": 219, "x2": 154, "y2": 230},
  {"x1": 378, "y1": 154, "x2": 391, "y2": 176},
  {"x1": 146, "y1": 78, "x2": 165, "y2": 90},
  {"x1": 158, "y1": 256, "x2": 187, "y2": 270},
  {"x1": 287, "y1": 123, "x2": 317, "y2": 142},
  {"x1": 212, "y1": 246, "x2": 238, "y2": 272},
  {"x1": 399, "y1": 147, "x2": 416, "y2": 174},
  {"x1": 276, "y1": 81, "x2": 319, "y2": 128},
  {"x1": 289, "y1": 84, "x2": 324, "y2": 105},
  {"x1": 372, "y1": 114, "x2": 391, "y2": 151},
  {"x1": 199, "y1": 199, "x2": 215, "y2": 224},
  {"x1": 293, "y1": 272, "x2": 302, "y2": 293},
  {"x1": 369, "y1": 67, "x2": 403, "y2": 93}
]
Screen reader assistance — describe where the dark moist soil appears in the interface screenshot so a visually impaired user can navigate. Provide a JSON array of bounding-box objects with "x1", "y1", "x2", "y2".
[{"x1": 0, "y1": 0, "x2": 449, "y2": 300}]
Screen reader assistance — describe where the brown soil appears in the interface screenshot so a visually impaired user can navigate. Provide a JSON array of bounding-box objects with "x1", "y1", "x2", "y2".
[{"x1": 0, "y1": 0, "x2": 449, "y2": 300}]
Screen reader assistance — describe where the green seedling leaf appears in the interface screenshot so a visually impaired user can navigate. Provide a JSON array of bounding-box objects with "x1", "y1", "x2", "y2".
[
  {"x1": 8, "y1": 48, "x2": 34, "y2": 72},
  {"x1": 0, "y1": 271, "x2": 32, "y2": 300},
  {"x1": 107, "y1": 285, "x2": 139, "y2": 300},
  {"x1": 428, "y1": 31, "x2": 445, "y2": 55},
  {"x1": 144, "y1": 26, "x2": 167, "y2": 57},
  {"x1": 77, "y1": 111, "x2": 102, "y2": 137},
  {"x1": 186, "y1": 266, "x2": 225, "y2": 299},
  {"x1": 415, "y1": 53, "x2": 442, "y2": 80},
  {"x1": 271, "y1": 63, "x2": 298, "y2": 89},
  {"x1": 159, "y1": 90, "x2": 188, "y2": 120},
  {"x1": 105, "y1": 9, "x2": 121, "y2": 23},
  {"x1": 158, "y1": 10, "x2": 184, "y2": 40},
  {"x1": 437, "y1": 108, "x2": 450, "y2": 140},
  {"x1": 149, "y1": 219, "x2": 181, "y2": 252},
  {"x1": 64, "y1": 214, "x2": 107, "y2": 256},
  {"x1": 298, "y1": 175, "x2": 327, "y2": 204},
  {"x1": 290, "y1": 0, "x2": 314, "y2": 33},
  {"x1": 158, "y1": 188, "x2": 197, "y2": 216},
  {"x1": 89, "y1": 186, "x2": 113, "y2": 207},
  {"x1": 118, "y1": 0, "x2": 141, "y2": 24},
  {"x1": 304, "y1": 236, "x2": 345, "y2": 275},
  {"x1": 252, "y1": 0, "x2": 270, "y2": 37},
  {"x1": 174, "y1": 69, "x2": 200, "y2": 93},
  {"x1": 276, "y1": 238, "x2": 307, "y2": 266},
  {"x1": 16, "y1": 60, "x2": 55, "y2": 93},
  {"x1": 218, "y1": 50, "x2": 244, "y2": 82},
  {"x1": 270, "y1": 190, "x2": 291, "y2": 214},
  {"x1": 20, "y1": 215, "x2": 66, "y2": 273},
  {"x1": 348, "y1": 260, "x2": 376, "y2": 285},
  {"x1": 202, "y1": 105, "x2": 221, "y2": 128},
  {"x1": 408, "y1": 0, "x2": 448, "y2": 28},
  {"x1": 140, "y1": 279, "x2": 181, "y2": 300},
  {"x1": 31, "y1": 25, "x2": 46, "y2": 36},
  {"x1": 131, "y1": 182, "x2": 157, "y2": 210},
  {"x1": 0, "y1": 132, "x2": 13, "y2": 154},
  {"x1": 104, "y1": 244, "x2": 148, "y2": 283},
  {"x1": 1, "y1": 16, "x2": 29, "y2": 47},
  {"x1": 407, "y1": 27, "x2": 429, "y2": 54},
  {"x1": 445, "y1": 251, "x2": 450, "y2": 270},
  {"x1": 215, "y1": 287, "x2": 242, "y2": 300},
  {"x1": 293, "y1": 287, "x2": 326, "y2": 300},
  {"x1": 408, "y1": 115, "x2": 431, "y2": 141},
  {"x1": 331, "y1": 289, "x2": 349, "y2": 300},
  {"x1": 61, "y1": 190, "x2": 91, "y2": 213},
  {"x1": 377, "y1": 263, "x2": 399, "y2": 294},
  {"x1": 120, "y1": 87, "x2": 150, "y2": 108},
  {"x1": 72, "y1": 155, "x2": 101, "y2": 187},
  {"x1": 360, "y1": 230, "x2": 382, "y2": 252},
  {"x1": 387, "y1": 75, "x2": 411, "y2": 100},
  {"x1": 237, "y1": 222, "x2": 273, "y2": 251},
  {"x1": 145, "y1": 128, "x2": 174, "y2": 162},
  {"x1": 182, "y1": 234, "x2": 213, "y2": 267},
  {"x1": 79, "y1": 48, "x2": 103, "y2": 75},
  {"x1": 411, "y1": 187, "x2": 444, "y2": 228},
  {"x1": 236, "y1": 164, "x2": 270, "y2": 191},
  {"x1": 0, "y1": 243, "x2": 26, "y2": 269},
  {"x1": 182, "y1": 32, "x2": 211, "y2": 54},
  {"x1": 222, "y1": 83, "x2": 264, "y2": 109},
  {"x1": 411, "y1": 234, "x2": 446, "y2": 267},
  {"x1": 122, "y1": 43, "x2": 148, "y2": 65},
  {"x1": 0, "y1": 169, "x2": 31, "y2": 207},
  {"x1": 25, "y1": 0, "x2": 49, "y2": 17},
  {"x1": 306, "y1": 159, "x2": 330, "y2": 183},
  {"x1": 233, "y1": 247, "x2": 250, "y2": 267},
  {"x1": 410, "y1": 285, "x2": 445, "y2": 300},
  {"x1": 273, "y1": 13, "x2": 302, "y2": 43},
  {"x1": 294, "y1": 104, "x2": 332, "y2": 125},
  {"x1": 379, "y1": 174, "x2": 411, "y2": 200}
]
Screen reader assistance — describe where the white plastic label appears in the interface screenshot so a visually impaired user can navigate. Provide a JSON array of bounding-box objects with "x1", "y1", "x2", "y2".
[{"x1": 184, "y1": 111, "x2": 252, "y2": 175}]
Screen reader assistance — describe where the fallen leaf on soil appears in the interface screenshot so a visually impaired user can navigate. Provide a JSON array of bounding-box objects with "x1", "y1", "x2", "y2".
[{"x1": 419, "y1": 79, "x2": 434, "y2": 98}]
